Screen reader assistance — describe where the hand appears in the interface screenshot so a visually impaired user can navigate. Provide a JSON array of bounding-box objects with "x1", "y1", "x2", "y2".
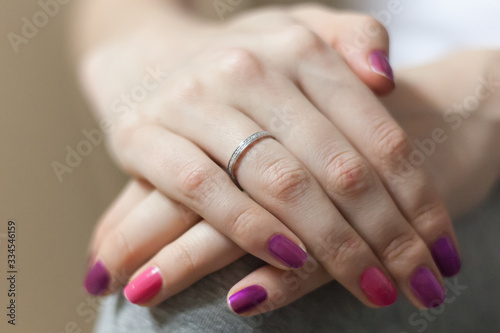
[
  {"x1": 82, "y1": 4, "x2": 458, "y2": 310},
  {"x1": 88, "y1": 50, "x2": 499, "y2": 316}
]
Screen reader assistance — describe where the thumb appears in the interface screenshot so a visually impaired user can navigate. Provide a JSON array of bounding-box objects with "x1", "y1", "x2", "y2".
[{"x1": 290, "y1": 5, "x2": 395, "y2": 96}]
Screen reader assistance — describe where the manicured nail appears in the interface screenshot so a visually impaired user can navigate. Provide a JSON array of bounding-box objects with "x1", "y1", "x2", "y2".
[
  {"x1": 410, "y1": 267, "x2": 446, "y2": 308},
  {"x1": 431, "y1": 236, "x2": 461, "y2": 277},
  {"x1": 369, "y1": 50, "x2": 394, "y2": 81},
  {"x1": 360, "y1": 267, "x2": 398, "y2": 307},
  {"x1": 124, "y1": 266, "x2": 163, "y2": 304},
  {"x1": 267, "y1": 234, "x2": 307, "y2": 268},
  {"x1": 84, "y1": 260, "x2": 110, "y2": 296},
  {"x1": 228, "y1": 285, "x2": 267, "y2": 314}
]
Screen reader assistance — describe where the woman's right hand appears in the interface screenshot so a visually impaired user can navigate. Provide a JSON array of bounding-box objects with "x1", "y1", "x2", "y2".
[{"x1": 82, "y1": 4, "x2": 459, "y2": 310}]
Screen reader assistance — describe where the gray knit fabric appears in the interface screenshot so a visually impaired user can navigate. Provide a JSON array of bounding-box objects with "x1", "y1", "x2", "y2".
[{"x1": 94, "y1": 186, "x2": 500, "y2": 333}]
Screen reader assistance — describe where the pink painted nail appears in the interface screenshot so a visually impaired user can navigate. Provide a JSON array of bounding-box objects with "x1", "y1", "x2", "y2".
[
  {"x1": 124, "y1": 266, "x2": 162, "y2": 304},
  {"x1": 360, "y1": 267, "x2": 398, "y2": 307}
]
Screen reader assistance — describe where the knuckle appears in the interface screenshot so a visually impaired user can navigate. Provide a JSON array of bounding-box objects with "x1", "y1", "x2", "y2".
[
  {"x1": 177, "y1": 162, "x2": 222, "y2": 204},
  {"x1": 171, "y1": 242, "x2": 198, "y2": 275},
  {"x1": 168, "y1": 74, "x2": 205, "y2": 105},
  {"x1": 261, "y1": 157, "x2": 313, "y2": 202},
  {"x1": 373, "y1": 122, "x2": 413, "y2": 168},
  {"x1": 281, "y1": 24, "x2": 324, "y2": 58},
  {"x1": 228, "y1": 206, "x2": 261, "y2": 243},
  {"x1": 410, "y1": 200, "x2": 448, "y2": 230},
  {"x1": 109, "y1": 228, "x2": 133, "y2": 265},
  {"x1": 360, "y1": 15, "x2": 388, "y2": 39},
  {"x1": 325, "y1": 151, "x2": 374, "y2": 199},
  {"x1": 215, "y1": 48, "x2": 263, "y2": 83},
  {"x1": 324, "y1": 232, "x2": 365, "y2": 270},
  {"x1": 381, "y1": 232, "x2": 421, "y2": 264}
]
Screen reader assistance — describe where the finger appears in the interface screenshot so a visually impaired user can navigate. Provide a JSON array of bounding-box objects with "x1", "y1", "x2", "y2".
[
  {"x1": 123, "y1": 221, "x2": 245, "y2": 306},
  {"x1": 284, "y1": 36, "x2": 461, "y2": 280},
  {"x1": 289, "y1": 4, "x2": 395, "y2": 95},
  {"x1": 112, "y1": 124, "x2": 308, "y2": 271},
  {"x1": 154, "y1": 62, "x2": 398, "y2": 308},
  {"x1": 89, "y1": 189, "x2": 200, "y2": 295},
  {"x1": 88, "y1": 180, "x2": 152, "y2": 262},
  {"x1": 209, "y1": 63, "x2": 443, "y2": 308},
  {"x1": 227, "y1": 259, "x2": 332, "y2": 316}
]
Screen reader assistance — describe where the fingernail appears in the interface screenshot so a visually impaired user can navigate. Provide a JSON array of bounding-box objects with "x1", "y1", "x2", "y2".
[
  {"x1": 360, "y1": 267, "x2": 398, "y2": 307},
  {"x1": 124, "y1": 266, "x2": 163, "y2": 304},
  {"x1": 228, "y1": 285, "x2": 267, "y2": 314},
  {"x1": 267, "y1": 234, "x2": 307, "y2": 268},
  {"x1": 84, "y1": 260, "x2": 110, "y2": 295},
  {"x1": 369, "y1": 50, "x2": 394, "y2": 82},
  {"x1": 431, "y1": 236, "x2": 461, "y2": 277},
  {"x1": 410, "y1": 267, "x2": 446, "y2": 308}
]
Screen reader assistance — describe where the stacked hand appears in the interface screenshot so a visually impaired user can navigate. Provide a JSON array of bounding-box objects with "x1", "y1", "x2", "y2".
[{"x1": 79, "y1": 4, "x2": 483, "y2": 315}]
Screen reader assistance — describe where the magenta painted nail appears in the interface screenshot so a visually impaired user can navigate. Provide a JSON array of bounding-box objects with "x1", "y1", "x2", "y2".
[
  {"x1": 124, "y1": 266, "x2": 163, "y2": 304},
  {"x1": 369, "y1": 50, "x2": 394, "y2": 81},
  {"x1": 410, "y1": 267, "x2": 446, "y2": 308},
  {"x1": 84, "y1": 260, "x2": 110, "y2": 295},
  {"x1": 267, "y1": 235, "x2": 307, "y2": 268},
  {"x1": 228, "y1": 285, "x2": 267, "y2": 314},
  {"x1": 360, "y1": 267, "x2": 398, "y2": 307},
  {"x1": 431, "y1": 236, "x2": 461, "y2": 277}
]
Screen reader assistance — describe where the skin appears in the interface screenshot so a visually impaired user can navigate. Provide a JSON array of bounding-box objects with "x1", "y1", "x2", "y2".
[
  {"x1": 88, "y1": 49, "x2": 500, "y2": 316},
  {"x1": 73, "y1": 1, "x2": 498, "y2": 314}
]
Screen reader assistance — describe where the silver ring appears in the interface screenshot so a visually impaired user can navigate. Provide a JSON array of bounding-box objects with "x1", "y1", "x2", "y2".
[{"x1": 227, "y1": 131, "x2": 274, "y2": 185}]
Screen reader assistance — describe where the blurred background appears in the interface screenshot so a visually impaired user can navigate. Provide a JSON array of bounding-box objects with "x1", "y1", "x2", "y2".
[{"x1": 1, "y1": 1, "x2": 126, "y2": 332}]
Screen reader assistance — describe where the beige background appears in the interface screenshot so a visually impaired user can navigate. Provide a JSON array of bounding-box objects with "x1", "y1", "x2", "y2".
[{"x1": 1, "y1": 1, "x2": 126, "y2": 332}]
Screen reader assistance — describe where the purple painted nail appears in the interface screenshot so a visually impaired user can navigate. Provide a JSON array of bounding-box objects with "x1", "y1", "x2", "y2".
[
  {"x1": 267, "y1": 234, "x2": 307, "y2": 268},
  {"x1": 228, "y1": 285, "x2": 267, "y2": 314},
  {"x1": 431, "y1": 236, "x2": 461, "y2": 277},
  {"x1": 410, "y1": 267, "x2": 446, "y2": 308},
  {"x1": 369, "y1": 50, "x2": 394, "y2": 81},
  {"x1": 84, "y1": 260, "x2": 110, "y2": 295}
]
